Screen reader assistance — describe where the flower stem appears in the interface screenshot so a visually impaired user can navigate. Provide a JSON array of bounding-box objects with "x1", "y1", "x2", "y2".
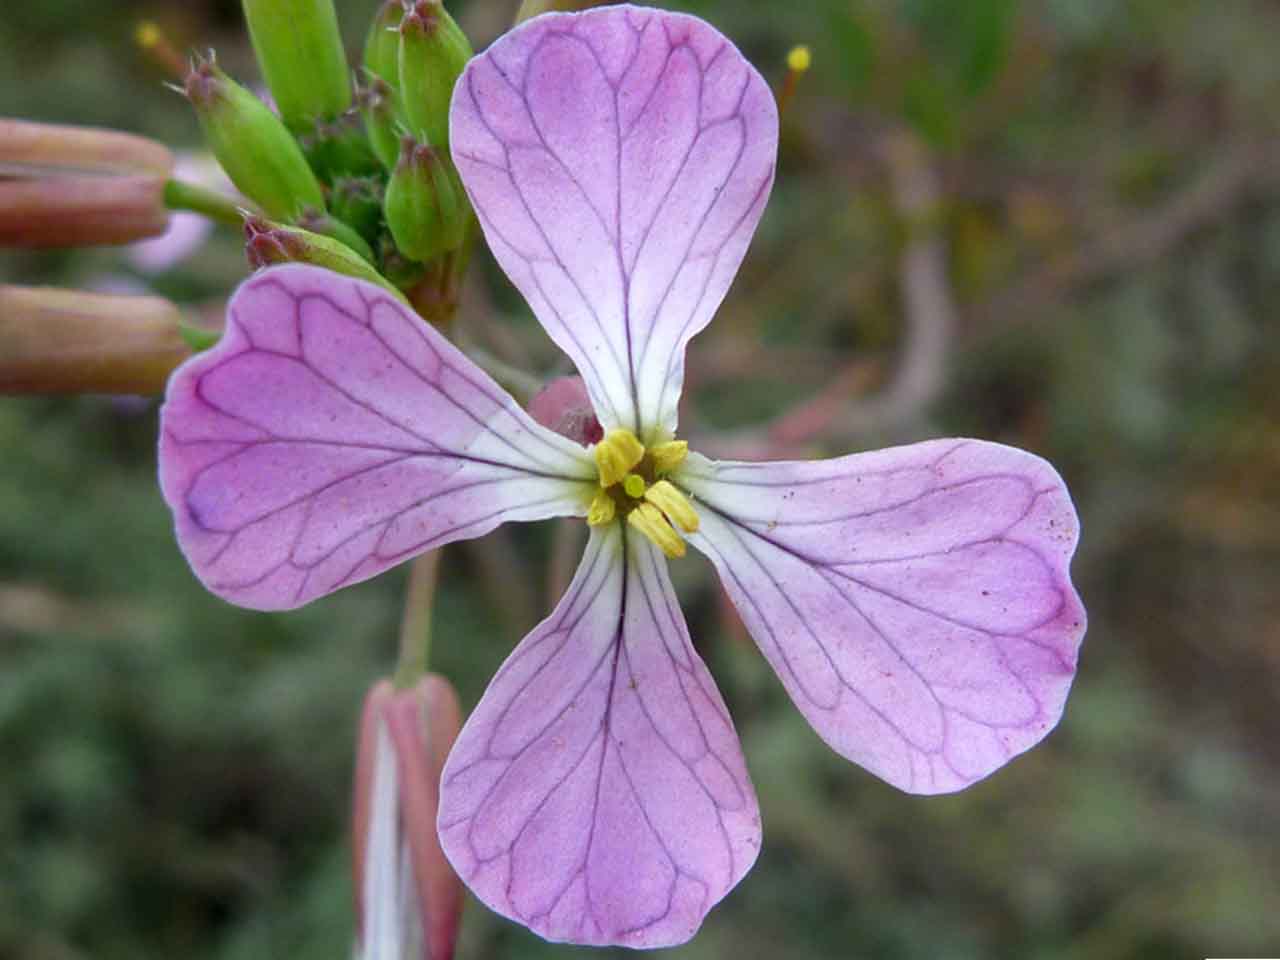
[
  {"x1": 394, "y1": 549, "x2": 441, "y2": 688},
  {"x1": 163, "y1": 177, "x2": 246, "y2": 226}
]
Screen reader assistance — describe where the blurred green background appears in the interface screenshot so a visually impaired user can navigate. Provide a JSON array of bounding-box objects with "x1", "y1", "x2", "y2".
[{"x1": 3, "y1": 0, "x2": 1280, "y2": 957}]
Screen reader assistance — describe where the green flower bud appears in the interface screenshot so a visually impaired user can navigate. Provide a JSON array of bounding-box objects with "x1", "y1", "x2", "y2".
[
  {"x1": 364, "y1": 0, "x2": 403, "y2": 88},
  {"x1": 241, "y1": 0, "x2": 352, "y2": 132},
  {"x1": 184, "y1": 54, "x2": 324, "y2": 221},
  {"x1": 299, "y1": 110, "x2": 382, "y2": 182},
  {"x1": 244, "y1": 214, "x2": 408, "y2": 303},
  {"x1": 384, "y1": 137, "x2": 467, "y2": 263},
  {"x1": 298, "y1": 210, "x2": 377, "y2": 264},
  {"x1": 398, "y1": 1, "x2": 472, "y2": 149},
  {"x1": 356, "y1": 74, "x2": 402, "y2": 171},
  {"x1": 329, "y1": 176, "x2": 385, "y2": 246}
]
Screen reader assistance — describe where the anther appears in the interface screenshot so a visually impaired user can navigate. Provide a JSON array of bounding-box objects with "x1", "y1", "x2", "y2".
[
  {"x1": 594, "y1": 429, "x2": 645, "y2": 487},
  {"x1": 627, "y1": 503, "x2": 686, "y2": 559},
  {"x1": 648, "y1": 440, "x2": 688, "y2": 474},
  {"x1": 644, "y1": 480, "x2": 699, "y2": 533},
  {"x1": 622, "y1": 473, "x2": 647, "y2": 499},
  {"x1": 587, "y1": 490, "x2": 616, "y2": 527}
]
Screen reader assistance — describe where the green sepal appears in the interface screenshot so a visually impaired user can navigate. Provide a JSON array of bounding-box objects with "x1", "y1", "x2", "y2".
[
  {"x1": 241, "y1": 0, "x2": 352, "y2": 132},
  {"x1": 184, "y1": 55, "x2": 325, "y2": 221}
]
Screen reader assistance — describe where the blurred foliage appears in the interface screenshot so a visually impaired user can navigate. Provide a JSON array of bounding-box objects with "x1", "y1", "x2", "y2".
[{"x1": 3, "y1": 1, "x2": 1280, "y2": 959}]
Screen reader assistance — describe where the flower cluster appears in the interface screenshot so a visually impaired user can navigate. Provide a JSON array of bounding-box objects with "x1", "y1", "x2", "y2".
[{"x1": 158, "y1": 4, "x2": 1085, "y2": 949}]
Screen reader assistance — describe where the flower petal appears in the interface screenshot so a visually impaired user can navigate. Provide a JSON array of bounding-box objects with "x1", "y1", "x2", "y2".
[
  {"x1": 680, "y1": 440, "x2": 1086, "y2": 795},
  {"x1": 450, "y1": 5, "x2": 777, "y2": 437},
  {"x1": 159, "y1": 264, "x2": 593, "y2": 610},
  {"x1": 438, "y1": 525, "x2": 760, "y2": 947}
]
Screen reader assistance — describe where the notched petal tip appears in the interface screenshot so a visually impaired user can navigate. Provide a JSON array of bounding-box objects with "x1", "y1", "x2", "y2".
[
  {"x1": 158, "y1": 264, "x2": 593, "y2": 611},
  {"x1": 684, "y1": 438, "x2": 1087, "y2": 795}
]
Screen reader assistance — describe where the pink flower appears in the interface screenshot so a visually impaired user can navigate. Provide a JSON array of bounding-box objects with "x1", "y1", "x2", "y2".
[{"x1": 157, "y1": 5, "x2": 1085, "y2": 948}]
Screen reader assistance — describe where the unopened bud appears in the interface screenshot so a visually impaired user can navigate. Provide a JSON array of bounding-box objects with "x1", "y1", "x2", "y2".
[
  {"x1": 242, "y1": 0, "x2": 352, "y2": 132},
  {"x1": 297, "y1": 210, "x2": 376, "y2": 264},
  {"x1": 329, "y1": 176, "x2": 385, "y2": 246},
  {"x1": 353, "y1": 677, "x2": 463, "y2": 960},
  {"x1": 0, "y1": 285, "x2": 190, "y2": 394},
  {"x1": 356, "y1": 74, "x2": 402, "y2": 171},
  {"x1": 384, "y1": 138, "x2": 467, "y2": 263},
  {"x1": 298, "y1": 110, "x2": 382, "y2": 182},
  {"x1": 363, "y1": 0, "x2": 403, "y2": 88},
  {"x1": 528, "y1": 376, "x2": 603, "y2": 446},
  {"x1": 185, "y1": 54, "x2": 324, "y2": 221},
  {"x1": 243, "y1": 215, "x2": 407, "y2": 303},
  {"x1": 398, "y1": 0, "x2": 472, "y2": 149}
]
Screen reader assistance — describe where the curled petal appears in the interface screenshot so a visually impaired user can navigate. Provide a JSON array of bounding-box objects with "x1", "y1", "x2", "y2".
[
  {"x1": 159, "y1": 264, "x2": 593, "y2": 610},
  {"x1": 450, "y1": 5, "x2": 777, "y2": 437},
  {"x1": 680, "y1": 440, "x2": 1086, "y2": 794},
  {"x1": 438, "y1": 525, "x2": 760, "y2": 947}
]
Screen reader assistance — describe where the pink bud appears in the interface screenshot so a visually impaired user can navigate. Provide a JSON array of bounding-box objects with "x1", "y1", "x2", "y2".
[
  {"x1": 352, "y1": 676, "x2": 463, "y2": 960},
  {"x1": 527, "y1": 376, "x2": 604, "y2": 447}
]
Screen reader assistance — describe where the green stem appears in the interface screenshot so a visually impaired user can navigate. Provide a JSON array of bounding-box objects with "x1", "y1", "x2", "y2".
[
  {"x1": 394, "y1": 549, "x2": 441, "y2": 688},
  {"x1": 163, "y1": 178, "x2": 247, "y2": 226}
]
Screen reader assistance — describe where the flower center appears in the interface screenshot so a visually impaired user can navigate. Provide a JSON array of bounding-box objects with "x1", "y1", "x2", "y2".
[{"x1": 587, "y1": 429, "x2": 699, "y2": 558}]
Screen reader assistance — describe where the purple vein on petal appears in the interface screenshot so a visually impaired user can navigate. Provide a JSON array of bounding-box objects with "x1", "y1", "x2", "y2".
[
  {"x1": 680, "y1": 439, "x2": 1086, "y2": 794},
  {"x1": 437, "y1": 525, "x2": 760, "y2": 948},
  {"x1": 158, "y1": 264, "x2": 591, "y2": 611},
  {"x1": 450, "y1": 5, "x2": 778, "y2": 436}
]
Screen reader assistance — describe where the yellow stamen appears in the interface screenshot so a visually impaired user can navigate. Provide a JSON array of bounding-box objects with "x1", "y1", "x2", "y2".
[
  {"x1": 644, "y1": 480, "x2": 699, "y2": 534},
  {"x1": 594, "y1": 429, "x2": 645, "y2": 487},
  {"x1": 622, "y1": 473, "x2": 647, "y2": 499},
  {"x1": 648, "y1": 440, "x2": 688, "y2": 474},
  {"x1": 787, "y1": 45, "x2": 812, "y2": 74},
  {"x1": 627, "y1": 503, "x2": 686, "y2": 559},
  {"x1": 587, "y1": 489, "x2": 616, "y2": 526}
]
